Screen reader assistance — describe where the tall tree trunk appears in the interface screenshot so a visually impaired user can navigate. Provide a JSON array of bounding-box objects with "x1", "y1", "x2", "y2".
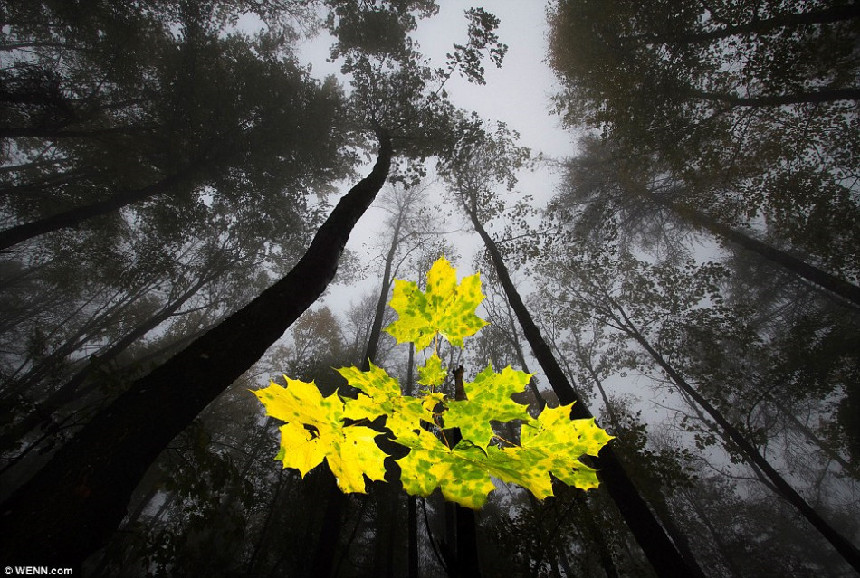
[
  {"x1": 570, "y1": 492, "x2": 619, "y2": 578},
  {"x1": 502, "y1": 297, "x2": 546, "y2": 411},
  {"x1": 577, "y1": 348, "x2": 702, "y2": 573},
  {"x1": 769, "y1": 396, "x2": 854, "y2": 474},
  {"x1": 311, "y1": 213, "x2": 403, "y2": 577},
  {"x1": 0, "y1": 133, "x2": 392, "y2": 568},
  {"x1": 465, "y1": 205, "x2": 705, "y2": 578},
  {"x1": 362, "y1": 214, "x2": 403, "y2": 369},
  {"x1": 665, "y1": 198, "x2": 860, "y2": 308},
  {"x1": 0, "y1": 125, "x2": 152, "y2": 139},
  {"x1": 448, "y1": 365, "x2": 482, "y2": 578},
  {"x1": 607, "y1": 300, "x2": 860, "y2": 572},
  {"x1": 406, "y1": 343, "x2": 419, "y2": 578},
  {"x1": 0, "y1": 168, "x2": 198, "y2": 251}
]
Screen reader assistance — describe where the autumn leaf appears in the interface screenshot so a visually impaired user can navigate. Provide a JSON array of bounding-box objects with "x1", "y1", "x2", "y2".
[
  {"x1": 417, "y1": 353, "x2": 447, "y2": 387},
  {"x1": 396, "y1": 429, "x2": 496, "y2": 509},
  {"x1": 385, "y1": 257, "x2": 487, "y2": 349},
  {"x1": 444, "y1": 364, "x2": 532, "y2": 449},
  {"x1": 486, "y1": 404, "x2": 613, "y2": 498},
  {"x1": 253, "y1": 378, "x2": 388, "y2": 493},
  {"x1": 255, "y1": 257, "x2": 613, "y2": 508},
  {"x1": 337, "y1": 363, "x2": 442, "y2": 440}
]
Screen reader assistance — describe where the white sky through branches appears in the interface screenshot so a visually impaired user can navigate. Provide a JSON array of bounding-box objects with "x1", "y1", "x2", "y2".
[{"x1": 293, "y1": 1, "x2": 575, "y2": 296}]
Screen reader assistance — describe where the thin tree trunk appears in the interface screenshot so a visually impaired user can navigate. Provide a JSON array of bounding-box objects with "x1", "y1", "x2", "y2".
[
  {"x1": 769, "y1": 397, "x2": 853, "y2": 473},
  {"x1": 246, "y1": 470, "x2": 288, "y2": 575},
  {"x1": 0, "y1": 168, "x2": 100, "y2": 198},
  {"x1": 570, "y1": 493, "x2": 618, "y2": 578},
  {"x1": 0, "y1": 274, "x2": 211, "y2": 456},
  {"x1": 0, "y1": 125, "x2": 153, "y2": 140},
  {"x1": 363, "y1": 215, "x2": 403, "y2": 369},
  {"x1": 0, "y1": 133, "x2": 392, "y2": 568},
  {"x1": 577, "y1": 347, "x2": 702, "y2": 574},
  {"x1": 0, "y1": 168, "x2": 197, "y2": 251},
  {"x1": 666, "y1": 199, "x2": 860, "y2": 308},
  {"x1": 465, "y1": 205, "x2": 705, "y2": 578},
  {"x1": 406, "y1": 342, "x2": 419, "y2": 578},
  {"x1": 503, "y1": 299, "x2": 547, "y2": 410},
  {"x1": 610, "y1": 301, "x2": 860, "y2": 572}
]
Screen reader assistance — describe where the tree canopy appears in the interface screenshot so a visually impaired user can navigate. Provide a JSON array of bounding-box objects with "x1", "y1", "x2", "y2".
[{"x1": 1, "y1": 1, "x2": 858, "y2": 576}]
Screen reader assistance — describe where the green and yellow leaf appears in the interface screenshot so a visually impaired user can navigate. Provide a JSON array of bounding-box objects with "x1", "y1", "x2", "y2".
[
  {"x1": 396, "y1": 431, "x2": 496, "y2": 509},
  {"x1": 501, "y1": 404, "x2": 613, "y2": 496},
  {"x1": 444, "y1": 364, "x2": 532, "y2": 449},
  {"x1": 253, "y1": 378, "x2": 388, "y2": 493},
  {"x1": 417, "y1": 353, "x2": 447, "y2": 387},
  {"x1": 337, "y1": 363, "x2": 441, "y2": 440},
  {"x1": 385, "y1": 257, "x2": 488, "y2": 349}
]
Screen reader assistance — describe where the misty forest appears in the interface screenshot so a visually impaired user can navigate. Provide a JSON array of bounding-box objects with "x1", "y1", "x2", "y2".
[{"x1": 1, "y1": 1, "x2": 859, "y2": 576}]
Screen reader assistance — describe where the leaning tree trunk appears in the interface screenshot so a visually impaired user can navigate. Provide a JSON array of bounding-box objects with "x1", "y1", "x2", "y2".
[
  {"x1": 0, "y1": 273, "x2": 212, "y2": 459},
  {"x1": 685, "y1": 87, "x2": 860, "y2": 107},
  {"x1": 0, "y1": 133, "x2": 392, "y2": 568},
  {"x1": 310, "y1": 215, "x2": 404, "y2": 578},
  {"x1": 0, "y1": 166, "x2": 199, "y2": 251},
  {"x1": 663, "y1": 198, "x2": 860, "y2": 308},
  {"x1": 608, "y1": 301, "x2": 860, "y2": 572},
  {"x1": 635, "y1": 3, "x2": 860, "y2": 45},
  {"x1": 465, "y1": 205, "x2": 705, "y2": 578}
]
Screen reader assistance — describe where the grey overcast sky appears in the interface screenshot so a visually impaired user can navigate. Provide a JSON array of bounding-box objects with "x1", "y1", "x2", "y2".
[
  {"x1": 293, "y1": 2, "x2": 575, "y2": 288},
  {"x1": 297, "y1": 2, "x2": 574, "y2": 159}
]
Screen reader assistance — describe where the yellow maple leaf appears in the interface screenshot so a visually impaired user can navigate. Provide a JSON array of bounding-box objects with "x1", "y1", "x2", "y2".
[
  {"x1": 385, "y1": 257, "x2": 488, "y2": 349},
  {"x1": 253, "y1": 378, "x2": 388, "y2": 493}
]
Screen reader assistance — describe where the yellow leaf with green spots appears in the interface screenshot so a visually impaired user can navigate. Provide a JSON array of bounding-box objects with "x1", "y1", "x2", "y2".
[
  {"x1": 493, "y1": 404, "x2": 613, "y2": 496},
  {"x1": 396, "y1": 431, "x2": 496, "y2": 508},
  {"x1": 385, "y1": 257, "x2": 488, "y2": 349},
  {"x1": 417, "y1": 353, "x2": 447, "y2": 387},
  {"x1": 337, "y1": 363, "x2": 440, "y2": 440},
  {"x1": 444, "y1": 364, "x2": 532, "y2": 449},
  {"x1": 253, "y1": 378, "x2": 388, "y2": 493},
  {"x1": 254, "y1": 257, "x2": 613, "y2": 508}
]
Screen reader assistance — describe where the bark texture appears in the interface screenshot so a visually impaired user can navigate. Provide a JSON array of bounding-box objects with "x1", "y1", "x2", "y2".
[
  {"x1": 466, "y1": 206, "x2": 705, "y2": 578},
  {"x1": 0, "y1": 134, "x2": 392, "y2": 568}
]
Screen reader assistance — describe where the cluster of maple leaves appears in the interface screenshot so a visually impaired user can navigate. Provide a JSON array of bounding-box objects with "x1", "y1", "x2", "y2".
[{"x1": 254, "y1": 258, "x2": 612, "y2": 508}]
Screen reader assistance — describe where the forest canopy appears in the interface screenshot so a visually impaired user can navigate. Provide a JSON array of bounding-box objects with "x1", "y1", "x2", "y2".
[{"x1": 1, "y1": 1, "x2": 858, "y2": 576}]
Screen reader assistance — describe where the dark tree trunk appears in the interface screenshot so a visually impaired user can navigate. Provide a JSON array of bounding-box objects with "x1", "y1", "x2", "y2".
[
  {"x1": 308, "y1": 470, "x2": 350, "y2": 578},
  {"x1": 362, "y1": 219, "x2": 402, "y2": 370},
  {"x1": 570, "y1": 492, "x2": 619, "y2": 578},
  {"x1": 668, "y1": 200, "x2": 860, "y2": 308},
  {"x1": 406, "y1": 342, "x2": 419, "y2": 578},
  {"x1": 448, "y1": 365, "x2": 481, "y2": 578},
  {"x1": 0, "y1": 274, "x2": 211, "y2": 458},
  {"x1": 0, "y1": 133, "x2": 392, "y2": 569},
  {"x1": 631, "y1": 4, "x2": 860, "y2": 45},
  {"x1": 0, "y1": 169, "x2": 197, "y2": 251},
  {"x1": 310, "y1": 208, "x2": 402, "y2": 577},
  {"x1": 612, "y1": 307, "x2": 860, "y2": 572},
  {"x1": 686, "y1": 86, "x2": 860, "y2": 107},
  {"x1": 0, "y1": 125, "x2": 151, "y2": 139},
  {"x1": 465, "y1": 205, "x2": 705, "y2": 578},
  {"x1": 578, "y1": 350, "x2": 702, "y2": 572},
  {"x1": 0, "y1": 168, "x2": 101, "y2": 198}
]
